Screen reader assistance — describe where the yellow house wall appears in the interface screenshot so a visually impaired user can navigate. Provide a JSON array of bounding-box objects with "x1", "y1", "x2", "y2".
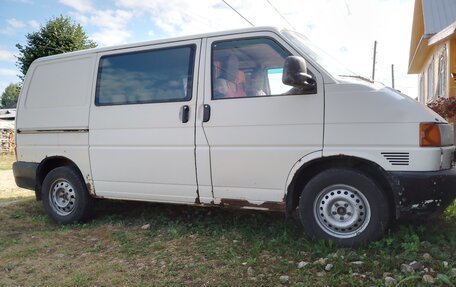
[
  {"x1": 449, "y1": 39, "x2": 456, "y2": 98},
  {"x1": 408, "y1": 0, "x2": 425, "y2": 70}
]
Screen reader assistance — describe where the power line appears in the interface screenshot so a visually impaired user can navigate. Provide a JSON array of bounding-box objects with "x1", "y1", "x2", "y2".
[
  {"x1": 221, "y1": 0, "x2": 255, "y2": 27},
  {"x1": 265, "y1": 0, "x2": 296, "y2": 30}
]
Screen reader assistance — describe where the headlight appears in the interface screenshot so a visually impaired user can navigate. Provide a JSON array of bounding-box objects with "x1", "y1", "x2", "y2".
[{"x1": 420, "y1": 123, "x2": 454, "y2": 147}]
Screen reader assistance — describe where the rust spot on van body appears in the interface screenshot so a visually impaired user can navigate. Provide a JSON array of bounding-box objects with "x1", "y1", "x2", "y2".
[
  {"x1": 85, "y1": 175, "x2": 97, "y2": 197},
  {"x1": 86, "y1": 182, "x2": 96, "y2": 196},
  {"x1": 194, "y1": 188, "x2": 201, "y2": 204},
  {"x1": 219, "y1": 198, "x2": 285, "y2": 212}
]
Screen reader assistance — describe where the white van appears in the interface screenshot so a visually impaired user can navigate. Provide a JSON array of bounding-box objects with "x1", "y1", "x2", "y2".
[{"x1": 13, "y1": 27, "x2": 456, "y2": 246}]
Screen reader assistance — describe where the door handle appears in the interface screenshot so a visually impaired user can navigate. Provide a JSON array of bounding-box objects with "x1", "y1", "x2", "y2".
[
  {"x1": 203, "y1": 104, "x2": 211, "y2": 122},
  {"x1": 181, "y1": 105, "x2": 189, "y2": 123}
]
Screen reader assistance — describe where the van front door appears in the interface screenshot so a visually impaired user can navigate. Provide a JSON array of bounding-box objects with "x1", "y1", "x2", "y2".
[
  {"x1": 89, "y1": 40, "x2": 201, "y2": 203},
  {"x1": 200, "y1": 33, "x2": 324, "y2": 206}
]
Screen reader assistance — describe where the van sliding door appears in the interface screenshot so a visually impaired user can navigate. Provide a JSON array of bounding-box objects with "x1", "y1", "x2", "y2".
[{"x1": 89, "y1": 40, "x2": 201, "y2": 203}]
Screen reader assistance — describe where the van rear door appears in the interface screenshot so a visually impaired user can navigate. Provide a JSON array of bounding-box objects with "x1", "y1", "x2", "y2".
[{"x1": 89, "y1": 40, "x2": 201, "y2": 203}]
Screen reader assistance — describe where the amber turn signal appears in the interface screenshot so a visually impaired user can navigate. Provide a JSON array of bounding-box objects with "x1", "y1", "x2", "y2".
[{"x1": 420, "y1": 123, "x2": 441, "y2": 147}]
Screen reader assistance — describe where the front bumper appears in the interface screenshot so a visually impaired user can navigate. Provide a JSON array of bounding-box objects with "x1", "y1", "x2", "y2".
[
  {"x1": 389, "y1": 168, "x2": 456, "y2": 217},
  {"x1": 13, "y1": 161, "x2": 38, "y2": 191}
]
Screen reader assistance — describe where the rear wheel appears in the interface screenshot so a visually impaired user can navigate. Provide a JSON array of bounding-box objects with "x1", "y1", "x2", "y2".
[
  {"x1": 299, "y1": 168, "x2": 389, "y2": 247},
  {"x1": 42, "y1": 166, "x2": 93, "y2": 224}
]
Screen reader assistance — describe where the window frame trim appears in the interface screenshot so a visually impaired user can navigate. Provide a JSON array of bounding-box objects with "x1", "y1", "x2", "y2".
[{"x1": 94, "y1": 44, "x2": 197, "y2": 107}]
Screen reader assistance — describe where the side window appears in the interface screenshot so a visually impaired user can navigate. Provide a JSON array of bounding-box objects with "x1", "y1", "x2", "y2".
[
  {"x1": 212, "y1": 38, "x2": 292, "y2": 99},
  {"x1": 267, "y1": 68, "x2": 289, "y2": 95},
  {"x1": 96, "y1": 45, "x2": 195, "y2": 106}
]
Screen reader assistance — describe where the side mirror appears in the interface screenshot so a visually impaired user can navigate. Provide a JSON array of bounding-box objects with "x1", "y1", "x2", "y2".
[{"x1": 282, "y1": 56, "x2": 315, "y2": 88}]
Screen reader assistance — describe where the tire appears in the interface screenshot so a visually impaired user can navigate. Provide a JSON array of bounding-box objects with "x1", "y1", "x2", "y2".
[
  {"x1": 299, "y1": 168, "x2": 389, "y2": 247},
  {"x1": 42, "y1": 166, "x2": 94, "y2": 224}
]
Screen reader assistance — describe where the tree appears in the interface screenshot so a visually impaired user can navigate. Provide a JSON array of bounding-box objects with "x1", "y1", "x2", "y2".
[
  {"x1": 1, "y1": 83, "x2": 20, "y2": 108},
  {"x1": 16, "y1": 16, "x2": 97, "y2": 81}
]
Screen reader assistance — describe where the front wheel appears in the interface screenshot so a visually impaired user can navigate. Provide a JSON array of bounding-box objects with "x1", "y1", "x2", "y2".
[
  {"x1": 42, "y1": 166, "x2": 94, "y2": 224},
  {"x1": 299, "y1": 168, "x2": 389, "y2": 247}
]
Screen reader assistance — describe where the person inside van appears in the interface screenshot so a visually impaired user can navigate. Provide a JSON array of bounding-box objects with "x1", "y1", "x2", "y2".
[
  {"x1": 246, "y1": 69, "x2": 266, "y2": 97},
  {"x1": 214, "y1": 54, "x2": 246, "y2": 98}
]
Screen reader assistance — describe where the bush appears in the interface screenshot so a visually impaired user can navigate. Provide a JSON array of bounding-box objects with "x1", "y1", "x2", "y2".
[{"x1": 427, "y1": 97, "x2": 456, "y2": 119}]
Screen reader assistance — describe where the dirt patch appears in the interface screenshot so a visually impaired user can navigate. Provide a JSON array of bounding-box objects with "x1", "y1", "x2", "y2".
[
  {"x1": 0, "y1": 170, "x2": 34, "y2": 202},
  {"x1": 0, "y1": 199, "x2": 30, "y2": 208}
]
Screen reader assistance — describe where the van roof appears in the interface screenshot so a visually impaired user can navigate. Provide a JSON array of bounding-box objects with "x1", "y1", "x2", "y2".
[{"x1": 34, "y1": 26, "x2": 286, "y2": 63}]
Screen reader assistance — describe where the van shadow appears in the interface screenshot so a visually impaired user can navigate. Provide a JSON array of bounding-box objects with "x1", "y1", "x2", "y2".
[
  {"x1": 88, "y1": 198, "x2": 456, "y2": 250},
  {"x1": 91, "y1": 198, "x2": 299, "y2": 239}
]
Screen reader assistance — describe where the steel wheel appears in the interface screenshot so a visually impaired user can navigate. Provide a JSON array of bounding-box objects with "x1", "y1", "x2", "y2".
[
  {"x1": 49, "y1": 179, "x2": 77, "y2": 216},
  {"x1": 314, "y1": 184, "x2": 371, "y2": 238},
  {"x1": 299, "y1": 168, "x2": 389, "y2": 246},
  {"x1": 42, "y1": 166, "x2": 94, "y2": 224}
]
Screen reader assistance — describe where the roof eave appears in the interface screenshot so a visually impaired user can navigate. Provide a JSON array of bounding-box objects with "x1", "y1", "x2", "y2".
[
  {"x1": 408, "y1": 35, "x2": 432, "y2": 74},
  {"x1": 428, "y1": 21, "x2": 456, "y2": 45}
]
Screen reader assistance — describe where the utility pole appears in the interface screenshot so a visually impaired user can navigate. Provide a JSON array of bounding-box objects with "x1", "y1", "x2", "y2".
[
  {"x1": 391, "y1": 64, "x2": 395, "y2": 89},
  {"x1": 371, "y1": 40, "x2": 377, "y2": 81}
]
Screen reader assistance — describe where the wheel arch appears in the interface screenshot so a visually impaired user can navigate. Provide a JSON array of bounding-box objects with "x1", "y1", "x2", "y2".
[
  {"x1": 35, "y1": 156, "x2": 88, "y2": 200},
  {"x1": 285, "y1": 155, "x2": 397, "y2": 220}
]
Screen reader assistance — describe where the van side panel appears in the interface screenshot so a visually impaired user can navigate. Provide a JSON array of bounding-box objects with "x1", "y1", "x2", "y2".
[
  {"x1": 16, "y1": 55, "x2": 96, "y2": 187},
  {"x1": 19, "y1": 56, "x2": 95, "y2": 129}
]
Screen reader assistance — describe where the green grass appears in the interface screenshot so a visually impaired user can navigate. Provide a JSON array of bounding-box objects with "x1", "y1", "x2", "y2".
[
  {"x1": 0, "y1": 198, "x2": 455, "y2": 286},
  {"x1": 0, "y1": 153, "x2": 15, "y2": 170}
]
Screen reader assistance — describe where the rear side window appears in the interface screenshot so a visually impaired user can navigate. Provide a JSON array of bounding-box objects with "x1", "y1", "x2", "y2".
[{"x1": 96, "y1": 45, "x2": 195, "y2": 106}]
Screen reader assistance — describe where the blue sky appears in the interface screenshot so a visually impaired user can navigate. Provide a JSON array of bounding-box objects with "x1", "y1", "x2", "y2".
[{"x1": 0, "y1": 0, "x2": 417, "y2": 98}]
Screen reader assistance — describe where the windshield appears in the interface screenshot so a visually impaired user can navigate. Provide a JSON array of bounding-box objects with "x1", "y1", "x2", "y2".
[{"x1": 283, "y1": 30, "x2": 356, "y2": 78}]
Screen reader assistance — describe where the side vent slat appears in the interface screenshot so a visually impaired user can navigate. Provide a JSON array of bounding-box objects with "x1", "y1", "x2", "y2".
[{"x1": 381, "y1": 152, "x2": 410, "y2": 166}]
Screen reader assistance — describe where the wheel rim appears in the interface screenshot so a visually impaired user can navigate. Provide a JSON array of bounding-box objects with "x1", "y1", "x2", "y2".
[
  {"x1": 49, "y1": 179, "x2": 76, "y2": 216},
  {"x1": 313, "y1": 184, "x2": 371, "y2": 239}
]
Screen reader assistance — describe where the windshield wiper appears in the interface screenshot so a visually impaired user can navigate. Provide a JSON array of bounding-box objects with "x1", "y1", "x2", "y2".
[{"x1": 338, "y1": 75, "x2": 373, "y2": 83}]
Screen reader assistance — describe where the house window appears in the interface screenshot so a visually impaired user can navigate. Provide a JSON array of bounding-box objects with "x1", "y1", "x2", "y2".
[
  {"x1": 427, "y1": 60, "x2": 434, "y2": 102},
  {"x1": 436, "y1": 46, "x2": 447, "y2": 98}
]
